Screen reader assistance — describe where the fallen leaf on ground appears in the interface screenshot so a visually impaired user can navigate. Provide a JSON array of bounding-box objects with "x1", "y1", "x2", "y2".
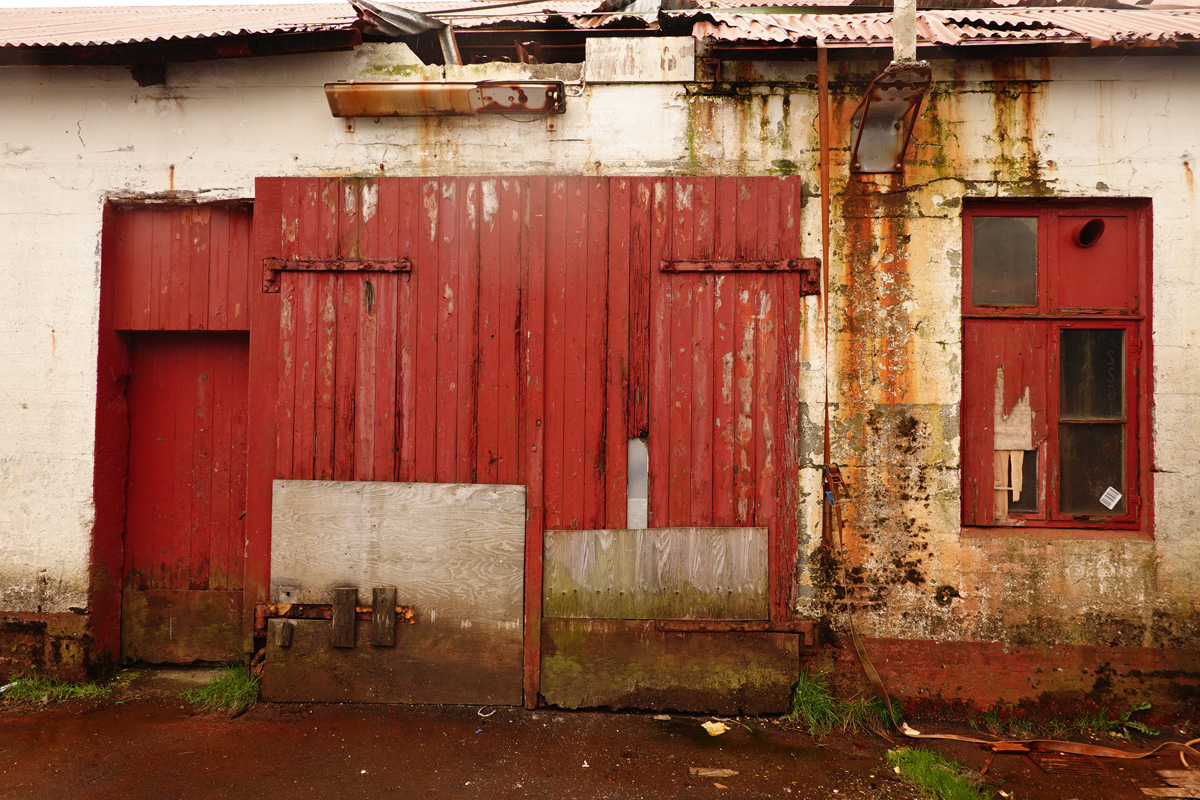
[
  {"x1": 713, "y1": 782, "x2": 729, "y2": 789},
  {"x1": 702, "y1": 721, "x2": 729, "y2": 736},
  {"x1": 690, "y1": 768, "x2": 738, "y2": 778},
  {"x1": 653, "y1": 715, "x2": 671, "y2": 721}
]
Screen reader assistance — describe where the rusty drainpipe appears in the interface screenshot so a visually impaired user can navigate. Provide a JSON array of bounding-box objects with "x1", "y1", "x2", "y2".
[{"x1": 818, "y1": 36, "x2": 834, "y2": 546}]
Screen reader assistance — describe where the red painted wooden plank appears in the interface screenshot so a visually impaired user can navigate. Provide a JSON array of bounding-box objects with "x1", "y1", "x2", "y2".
[
  {"x1": 693, "y1": 177, "x2": 716, "y2": 262},
  {"x1": 583, "y1": 178, "x2": 609, "y2": 529},
  {"x1": 712, "y1": 272, "x2": 736, "y2": 525},
  {"x1": 148, "y1": 209, "x2": 170, "y2": 330},
  {"x1": 562, "y1": 178, "x2": 589, "y2": 529},
  {"x1": 128, "y1": 210, "x2": 156, "y2": 330},
  {"x1": 522, "y1": 176, "x2": 547, "y2": 709},
  {"x1": 207, "y1": 340, "x2": 232, "y2": 590},
  {"x1": 110, "y1": 211, "x2": 134, "y2": 330},
  {"x1": 477, "y1": 179, "x2": 502, "y2": 484},
  {"x1": 394, "y1": 180, "x2": 418, "y2": 482},
  {"x1": 187, "y1": 208, "x2": 211, "y2": 331},
  {"x1": 188, "y1": 336, "x2": 216, "y2": 589},
  {"x1": 626, "y1": 179, "x2": 653, "y2": 440},
  {"x1": 542, "y1": 178, "x2": 568, "y2": 530},
  {"x1": 413, "y1": 179, "x2": 440, "y2": 483},
  {"x1": 319, "y1": 178, "x2": 340, "y2": 261},
  {"x1": 692, "y1": 274, "x2": 715, "y2": 526},
  {"x1": 208, "y1": 209, "x2": 231, "y2": 330},
  {"x1": 228, "y1": 207, "x2": 252, "y2": 330},
  {"x1": 312, "y1": 272, "x2": 337, "y2": 480},
  {"x1": 753, "y1": 276, "x2": 779, "y2": 615},
  {"x1": 274, "y1": 273, "x2": 297, "y2": 480},
  {"x1": 733, "y1": 274, "x2": 757, "y2": 527},
  {"x1": 646, "y1": 180, "x2": 672, "y2": 526},
  {"x1": 497, "y1": 178, "x2": 523, "y2": 486},
  {"x1": 169, "y1": 343, "x2": 196, "y2": 589},
  {"x1": 667, "y1": 276, "x2": 692, "y2": 527},
  {"x1": 760, "y1": 179, "x2": 782, "y2": 261},
  {"x1": 776, "y1": 272, "x2": 802, "y2": 621},
  {"x1": 605, "y1": 178, "x2": 631, "y2": 528},
  {"x1": 123, "y1": 337, "x2": 160, "y2": 588},
  {"x1": 436, "y1": 179, "x2": 460, "y2": 483},
  {"x1": 333, "y1": 274, "x2": 359, "y2": 480},
  {"x1": 292, "y1": 272, "x2": 319, "y2": 480},
  {"x1": 355, "y1": 272, "x2": 379, "y2": 480},
  {"x1": 457, "y1": 178, "x2": 481, "y2": 484}
]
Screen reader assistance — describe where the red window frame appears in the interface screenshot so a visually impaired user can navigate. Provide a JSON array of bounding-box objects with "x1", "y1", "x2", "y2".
[{"x1": 961, "y1": 200, "x2": 1152, "y2": 534}]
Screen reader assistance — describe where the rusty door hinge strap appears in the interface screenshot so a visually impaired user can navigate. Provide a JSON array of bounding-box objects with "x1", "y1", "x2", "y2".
[{"x1": 262, "y1": 257, "x2": 412, "y2": 293}]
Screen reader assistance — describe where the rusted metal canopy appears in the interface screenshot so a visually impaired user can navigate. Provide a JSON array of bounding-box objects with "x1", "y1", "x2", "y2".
[{"x1": 325, "y1": 80, "x2": 566, "y2": 116}]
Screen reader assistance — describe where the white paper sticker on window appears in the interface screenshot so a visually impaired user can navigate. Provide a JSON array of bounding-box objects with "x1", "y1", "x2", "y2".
[{"x1": 1099, "y1": 486, "x2": 1123, "y2": 510}]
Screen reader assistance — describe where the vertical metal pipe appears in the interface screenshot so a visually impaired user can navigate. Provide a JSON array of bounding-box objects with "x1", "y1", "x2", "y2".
[
  {"x1": 893, "y1": 0, "x2": 917, "y2": 62},
  {"x1": 438, "y1": 22, "x2": 462, "y2": 66},
  {"x1": 818, "y1": 37, "x2": 833, "y2": 544}
]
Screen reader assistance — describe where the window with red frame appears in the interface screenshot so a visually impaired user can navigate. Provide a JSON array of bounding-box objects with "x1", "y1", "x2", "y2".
[{"x1": 961, "y1": 201, "x2": 1151, "y2": 530}]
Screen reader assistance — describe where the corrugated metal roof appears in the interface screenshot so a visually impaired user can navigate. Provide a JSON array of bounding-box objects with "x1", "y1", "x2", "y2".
[
  {"x1": 0, "y1": 3, "x2": 359, "y2": 47},
  {"x1": 681, "y1": 7, "x2": 1200, "y2": 46}
]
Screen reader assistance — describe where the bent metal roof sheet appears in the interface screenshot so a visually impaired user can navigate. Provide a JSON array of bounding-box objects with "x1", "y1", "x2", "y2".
[{"x1": 3, "y1": 1, "x2": 1200, "y2": 49}]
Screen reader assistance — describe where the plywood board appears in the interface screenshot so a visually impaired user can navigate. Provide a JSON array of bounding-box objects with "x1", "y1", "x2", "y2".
[
  {"x1": 271, "y1": 480, "x2": 525, "y2": 624},
  {"x1": 540, "y1": 619, "x2": 796, "y2": 714},
  {"x1": 269, "y1": 480, "x2": 525, "y2": 704},
  {"x1": 543, "y1": 527, "x2": 768, "y2": 620}
]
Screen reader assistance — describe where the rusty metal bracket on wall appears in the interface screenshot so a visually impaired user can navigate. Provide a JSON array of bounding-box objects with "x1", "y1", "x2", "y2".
[
  {"x1": 849, "y1": 62, "x2": 933, "y2": 173},
  {"x1": 261, "y1": 257, "x2": 412, "y2": 293}
]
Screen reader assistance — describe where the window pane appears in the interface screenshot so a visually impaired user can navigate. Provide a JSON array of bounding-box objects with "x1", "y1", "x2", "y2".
[
  {"x1": 1059, "y1": 423, "x2": 1126, "y2": 514},
  {"x1": 971, "y1": 216, "x2": 1038, "y2": 306},
  {"x1": 1060, "y1": 329, "x2": 1124, "y2": 420}
]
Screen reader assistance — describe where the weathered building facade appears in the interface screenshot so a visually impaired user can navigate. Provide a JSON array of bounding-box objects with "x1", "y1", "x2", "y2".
[{"x1": 1, "y1": 3, "x2": 1197, "y2": 712}]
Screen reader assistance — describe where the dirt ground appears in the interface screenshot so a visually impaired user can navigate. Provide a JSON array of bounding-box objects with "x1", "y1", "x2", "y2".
[{"x1": 0, "y1": 669, "x2": 1192, "y2": 800}]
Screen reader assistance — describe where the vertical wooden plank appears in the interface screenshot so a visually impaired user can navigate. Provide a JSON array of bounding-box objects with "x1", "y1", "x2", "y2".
[
  {"x1": 477, "y1": 178, "x2": 502, "y2": 485},
  {"x1": 667, "y1": 276, "x2": 692, "y2": 527},
  {"x1": 457, "y1": 177, "x2": 481, "y2": 484},
  {"x1": 110, "y1": 211, "x2": 133, "y2": 330},
  {"x1": 542, "y1": 178, "x2": 568, "y2": 530},
  {"x1": 712, "y1": 271, "x2": 736, "y2": 525},
  {"x1": 692, "y1": 274, "x2": 715, "y2": 526},
  {"x1": 168, "y1": 342, "x2": 194, "y2": 588},
  {"x1": 208, "y1": 208, "x2": 231, "y2": 330},
  {"x1": 355, "y1": 275, "x2": 379, "y2": 480},
  {"x1": 148, "y1": 209, "x2": 169, "y2": 329},
  {"x1": 523, "y1": 176, "x2": 548, "y2": 709},
  {"x1": 227, "y1": 207, "x2": 253, "y2": 331},
  {"x1": 393, "y1": 179, "x2": 418, "y2": 483},
  {"x1": 372, "y1": 587, "x2": 397, "y2": 647},
  {"x1": 733, "y1": 274, "x2": 757, "y2": 526},
  {"x1": 207, "y1": 334, "x2": 233, "y2": 589},
  {"x1": 627, "y1": 179, "x2": 654, "y2": 439},
  {"x1": 413, "y1": 179, "x2": 440, "y2": 483},
  {"x1": 188, "y1": 336, "x2": 215, "y2": 589},
  {"x1": 333, "y1": 274, "x2": 358, "y2": 480},
  {"x1": 647, "y1": 180, "x2": 672, "y2": 527},
  {"x1": 497, "y1": 178, "x2": 523, "y2": 485},
  {"x1": 562, "y1": 178, "x2": 588, "y2": 529},
  {"x1": 436, "y1": 179, "x2": 459, "y2": 483},
  {"x1": 331, "y1": 587, "x2": 357, "y2": 648},
  {"x1": 606, "y1": 178, "x2": 632, "y2": 528},
  {"x1": 187, "y1": 208, "x2": 212, "y2": 331},
  {"x1": 583, "y1": 178, "x2": 609, "y2": 529},
  {"x1": 754, "y1": 277, "x2": 780, "y2": 616},
  {"x1": 313, "y1": 272, "x2": 337, "y2": 480},
  {"x1": 130, "y1": 210, "x2": 156, "y2": 329},
  {"x1": 776, "y1": 271, "x2": 801, "y2": 621}
]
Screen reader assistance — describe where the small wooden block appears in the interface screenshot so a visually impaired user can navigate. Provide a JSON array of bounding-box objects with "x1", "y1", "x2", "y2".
[
  {"x1": 372, "y1": 587, "x2": 397, "y2": 647},
  {"x1": 274, "y1": 620, "x2": 295, "y2": 647},
  {"x1": 1142, "y1": 789, "x2": 1200, "y2": 797},
  {"x1": 331, "y1": 587, "x2": 357, "y2": 648}
]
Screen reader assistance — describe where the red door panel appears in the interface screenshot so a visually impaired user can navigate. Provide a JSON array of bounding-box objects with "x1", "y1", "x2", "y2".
[{"x1": 123, "y1": 331, "x2": 249, "y2": 663}]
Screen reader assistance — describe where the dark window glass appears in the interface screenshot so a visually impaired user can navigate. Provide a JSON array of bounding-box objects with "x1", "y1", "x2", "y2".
[
  {"x1": 1060, "y1": 329, "x2": 1124, "y2": 420},
  {"x1": 1008, "y1": 451, "x2": 1038, "y2": 513},
  {"x1": 1059, "y1": 423, "x2": 1126, "y2": 514},
  {"x1": 971, "y1": 217, "x2": 1038, "y2": 306}
]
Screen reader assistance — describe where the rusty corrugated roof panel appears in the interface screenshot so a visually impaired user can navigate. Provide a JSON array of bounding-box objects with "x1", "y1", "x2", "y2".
[
  {"x1": 0, "y1": 3, "x2": 360, "y2": 48},
  {"x1": 682, "y1": 7, "x2": 1200, "y2": 46}
]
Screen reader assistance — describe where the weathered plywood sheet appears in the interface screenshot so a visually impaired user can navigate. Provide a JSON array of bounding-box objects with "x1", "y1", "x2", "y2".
[
  {"x1": 269, "y1": 480, "x2": 526, "y2": 705},
  {"x1": 543, "y1": 527, "x2": 768, "y2": 620},
  {"x1": 271, "y1": 480, "x2": 525, "y2": 621},
  {"x1": 263, "y1": 618, "x2": 522, "y2": 705},
  {"x1": 541, "y1": 619, "x2": 796, "y2": 714}
]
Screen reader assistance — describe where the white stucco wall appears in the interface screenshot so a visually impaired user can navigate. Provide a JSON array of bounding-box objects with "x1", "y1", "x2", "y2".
[{"x1": 0, "y1": 40, "x2": 1196, "y2": 650}]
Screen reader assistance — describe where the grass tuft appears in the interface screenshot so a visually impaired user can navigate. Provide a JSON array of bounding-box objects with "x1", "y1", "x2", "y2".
[
  {"x1": 787, "y1": 668, "x2": 893, "y2": 736},
  {"x1": 886, "y1": 746, "x2": 991, "y2": 800},
  {"x1": 182, "y1": 663, "x2": 260, "y2": 716},
  {"x1": 1, "y1": 674, "x2": 112, "y2": 704}
]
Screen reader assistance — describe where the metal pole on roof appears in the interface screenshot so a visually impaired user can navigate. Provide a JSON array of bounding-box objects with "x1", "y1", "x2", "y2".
[{"x1": 893, "y1": 0, "x2": 917, "y2": 63}]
